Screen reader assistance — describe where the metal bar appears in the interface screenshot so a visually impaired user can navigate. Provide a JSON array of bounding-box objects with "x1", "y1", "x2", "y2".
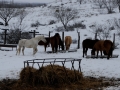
[
  {"x1": 32, "y1": 60, "x2": 35, "y2": 68},
  {"x1": 37, "y1": 63, "x2": 41, "y2": 69},
  {"x1": 42, "y1": 59, "x2": 45, "y2": 67}
]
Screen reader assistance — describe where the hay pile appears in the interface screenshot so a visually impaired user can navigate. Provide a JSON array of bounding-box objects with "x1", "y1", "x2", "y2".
[
  {"x1": 0, "y1": 65, "x2": 114, "y2": 90},
  {"x1": 20, "y1": 65, "x2": 83, "y2": 86}
]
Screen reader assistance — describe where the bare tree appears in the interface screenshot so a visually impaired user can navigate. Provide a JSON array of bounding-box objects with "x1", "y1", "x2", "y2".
[
  {"x1": 102, "y1": 0, "x2": 116, "y2": 14},
  {"x1": 114, "y1": 18, "x2": 120, "y2": 35},
  {"x1": 18, "y1": 8, "x2": 28, "y2": 25},
  {"x1": 54, "y1": 6, "x2": 78, "y2": 31},
  {"x1": 90, "y1": 23, "x2": 111, "y2": 40},
  {"x1": 0, "y1": 1, "x2": 20, "y2": 26},
  {"x1": 77, "y1": 0, "x2": 84, "y2": 4},
  {"x1": 93, "y1": 0, "x2": 104, "y2": 9},
  {"x1": 115, "y1": 0, "x2": 120, "y2": 12}
]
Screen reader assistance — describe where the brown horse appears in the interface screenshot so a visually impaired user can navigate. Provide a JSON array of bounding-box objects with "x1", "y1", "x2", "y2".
[
  {"x1": 65, "y1": 36, "x2": 72, "y2": 50},
  {"x1": 38, "y1": 37, "x2": 50, "y2": 52},
  {"x1": 82, "y1": 39, "x2": 99, "y2": 57},
  {"x1": 50, "y1": 33, "x2": 64, "y2": 53},
  {"x1": 91, "y1": 40, "x2": 114, "y2": 59}
]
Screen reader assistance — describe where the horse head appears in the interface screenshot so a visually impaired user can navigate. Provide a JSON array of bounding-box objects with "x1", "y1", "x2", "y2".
[{"x1": 35, "y1": 35, "x2": 46, "y2": 43}]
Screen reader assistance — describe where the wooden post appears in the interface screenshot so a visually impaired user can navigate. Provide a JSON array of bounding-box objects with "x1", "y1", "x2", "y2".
[
  {"x1": 95, "y1": 33, "x2": 97, "y2": 39},
  {"x1": 29, "y1": 30, "x2": 39, "y2": 37},
  {"x1": 62, "y1": 32, "x2": 64, "y2": 44},
  {"x1": 48, "y1": 31, "x2": 51, "y2": 47},
  {"x1": 113, "y1": 33, "x2": 115, "y2": 48},
  {"x1": 1, "y1": 29, "x2": 9, "y2": 45},
  {"x1": 77, "y1": 32, "x2": 80, "y2": 49}
]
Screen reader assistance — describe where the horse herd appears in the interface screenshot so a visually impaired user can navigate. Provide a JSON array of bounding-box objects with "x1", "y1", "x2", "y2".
[
  {"x1": 16, "y1": 33, "x2": 114, "y2": 59},
  {"x1": 82, "y1": 39, "x2": 114, "y2": 59},
  {"x1": 16, "y1": 33, "x2": 72, "y2": 55}
]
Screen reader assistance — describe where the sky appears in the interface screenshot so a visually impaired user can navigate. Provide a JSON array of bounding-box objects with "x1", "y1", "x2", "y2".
[{"x1": 6, "y1": 0, "x2": 55, "y2": 3}]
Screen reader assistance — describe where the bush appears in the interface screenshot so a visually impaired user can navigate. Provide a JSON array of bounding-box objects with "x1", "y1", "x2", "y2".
[
  {"x1": 68, "y1": 22, "x2": 86, "y2": 29},
  {"x1": 1, "y1": 29, "x2": 32, "y2": 44},
  {"x1": 31, "y1": 21, "x2": 40, "y2": 27},
  {"x1": 49, "y1": 20, "x2": 56, "y2": 25}
]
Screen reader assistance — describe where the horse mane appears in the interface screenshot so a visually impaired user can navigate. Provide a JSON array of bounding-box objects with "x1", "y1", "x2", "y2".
[{"x1": 38, "y1": 37, "x2": 50, "y2": 45}]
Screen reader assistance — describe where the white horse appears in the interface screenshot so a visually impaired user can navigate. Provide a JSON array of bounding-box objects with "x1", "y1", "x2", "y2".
[{"x1": 16, "y1": 35, "x2": 46, "y2": 55}]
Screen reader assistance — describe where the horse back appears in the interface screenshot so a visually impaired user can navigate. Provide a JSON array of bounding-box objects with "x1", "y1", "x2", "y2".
[
  {"x1": 18, "y1": 39, "x2": 27, "y2": 47},
  {"x1": 104, "y1": 40, "x2": 113, "y2": 48},
  {"x1": 65, "y1": 36, "x2": 72, "y2": 45},
  {"x1": 82, "y1": 39, "x2": 99, "y2": 49},
  {"x1": 93, "y1": 40, "x2": 105, "y2": 50}
]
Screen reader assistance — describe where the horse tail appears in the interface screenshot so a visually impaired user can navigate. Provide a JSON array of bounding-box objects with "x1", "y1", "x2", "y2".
[
  {"x1": 104, "y1": 40, "x2": 113, "y2": 59},
  {"x1": 109, "y1": 42, "x2": 114, "y2": 57},
  {"x1": 59, "y1": 38, "x2": 64, "y2": 50},
  {"x1": 55, "y1": 36, "x2": 58, "y2": 52}
]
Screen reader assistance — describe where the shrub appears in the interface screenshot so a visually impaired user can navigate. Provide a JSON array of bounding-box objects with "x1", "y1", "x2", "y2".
[
  {"x1": 1, "y1": 29, "x2": 32, "y2": 44},
  {"x1": 31, "y1": 21, "x2": 40, "y2": 27},
  {"x1": 49, "y1": 20, "x2": 56, "y2": 25}
]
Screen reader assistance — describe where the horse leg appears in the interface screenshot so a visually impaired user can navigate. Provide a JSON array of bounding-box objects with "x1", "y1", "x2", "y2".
[
  {"x1": 107, "y1": 50, "x2": 111, "y2": 60},
  {"x1": 55, "y1": 45, "x2": 58, "y2": 53},
  {"x1": 96, "y1": 50, "x2": 99, "y2": 58},
  {"x1": 16, "y1": 47, "x2": 21, "y2": 55},
  {"x1": 51, "y1": 46, "x2": 54, "y2": 53},
  {"x1": 16, "y1": 48, "x2": 19, "y2": 55},
  {"x1": 85, "y1": 48, "x2": 88, "y2": 56},
  {"x1": 68, "y1": 44, "x2": 71, "y2": 50},
  {"x1": 100, "y1": 50, "x2": 102, "y2": 56},
  {"x1": 33, "y1": 48, "x2": 38, "y2": 55},
  {"x1": 44, "y1": 45, "x2": 46, "y2": 52},
  {"x1": 22, "y1": 46, "x2": 25, "y2": 55},
  {"x1": 83, "y1": 47, "x2": 85, "y2": 57}
]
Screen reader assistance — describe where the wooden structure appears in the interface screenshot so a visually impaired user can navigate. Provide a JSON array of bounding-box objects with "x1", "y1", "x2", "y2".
[
  {"x1": 24, "y1": 58, "x2": 82, "y2": 72},
  {"x1": 86, "y1": 55, "x2": 119, "y2": 59},
  {"x1": 0, "y1": 44, "x2": 17, "y2": 51},
  {"x1": 0, "y1": 28, "x2": 17, "y2": 51},
  {"x1": 29, "y1": 30, "x2": 39, "y2": 37},
  {"x1": 24, "y1": 58, "x2": 82, "y2": 84},
  {"x1": 46, "y1": 49, "x2": 77, "y2": 53}
]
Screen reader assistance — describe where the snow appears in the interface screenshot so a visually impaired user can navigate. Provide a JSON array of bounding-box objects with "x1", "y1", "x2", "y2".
[{"x1": 0, "y1": 0, "x2": 120, "y2": 89}]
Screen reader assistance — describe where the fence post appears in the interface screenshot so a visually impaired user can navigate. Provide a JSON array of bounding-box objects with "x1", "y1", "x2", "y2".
[
  {"x1": 77, "y1": 32, "x2": 80, "y2": 49},
  {"x1": 94, "y1": 33, "x2": 97, "y2": 39},
  {"x1": 62, "y1": 32, "x2": 64, "y2": 44},
  {"x1": 113, "y1": 33, "x2": 115, "y2": 48},
  {"x1": 1, "y1": 29, "x2": 9, "y2": 45},
  {"x1": 29, "y1": 30, "x2": 39, "y2": 38},
  {"x1": 48, "y1": 31, "x2": 51, "y2": 47}
]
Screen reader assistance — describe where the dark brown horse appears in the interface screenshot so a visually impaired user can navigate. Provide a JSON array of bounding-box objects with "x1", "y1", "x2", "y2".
[
  {"x1": 82, "y1": 39, "x2": 99, "y2": 57},
  {"x1": 38, "y1": 33, "x2": 64, "y2": 52},
  {"x1": 91, "y1": 40, "x2": 114, "y2": 59},
  {"x1": 38, "y1": 37, "x2": 50, "y2": 52},
  {"x1": 50, "y1": 33, "x2": 64, "y2": 53}
]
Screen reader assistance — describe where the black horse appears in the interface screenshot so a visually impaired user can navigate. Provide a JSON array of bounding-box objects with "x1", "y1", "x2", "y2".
[
  {"x1": 38, "y1": 37, "x2": 50, "y2": 52},
  {"x1": 82, "y1": 39, "x2": 99, "y2": 57},
  {"x1": 38, "y1": 33, "x2": 64, "y2": 53}
]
